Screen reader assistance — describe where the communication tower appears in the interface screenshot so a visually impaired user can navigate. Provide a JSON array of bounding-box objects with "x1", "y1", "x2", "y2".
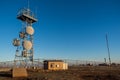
[
  {"x1": 13, "y1": 4, "x2": 37, "y2": 67},
  {"x1": 105, "y1": 34, "x2": 111, "y2": 66}
]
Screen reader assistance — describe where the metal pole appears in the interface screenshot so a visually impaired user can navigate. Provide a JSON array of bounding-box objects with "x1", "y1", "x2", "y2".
[
  {"x1": 104, "y1": 58, "x2": 106, "y2": 64},
  {"x1": 106, "y1": 34, "x2": 111, "y2": 66},
  {"x1": 28, "y1": 0, "x2": 30, "y2": 10}
]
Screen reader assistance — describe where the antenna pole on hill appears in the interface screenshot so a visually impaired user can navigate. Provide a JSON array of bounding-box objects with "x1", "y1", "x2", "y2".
[{"x1": 105, "y1": 34, "x2": 111, "y2": 66}]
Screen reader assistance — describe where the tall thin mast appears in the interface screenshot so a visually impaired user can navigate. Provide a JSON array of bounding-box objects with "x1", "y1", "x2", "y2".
[
  {"x1": 106, "y1": 34, "x2": 111, "y2": 66},
  {"x1": 28, "y1": 0, "x2": 30, "y2": 9}
]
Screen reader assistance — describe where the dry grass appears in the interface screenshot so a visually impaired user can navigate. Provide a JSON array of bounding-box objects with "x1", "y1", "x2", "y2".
[{"x1": 0, "y1": 66, "x2": 120, "y2": 80}]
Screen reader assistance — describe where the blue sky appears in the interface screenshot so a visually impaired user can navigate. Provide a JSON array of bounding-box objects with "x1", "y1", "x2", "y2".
[{"x1": 0, "y1": 0, "x2": 120, "y2": 63}]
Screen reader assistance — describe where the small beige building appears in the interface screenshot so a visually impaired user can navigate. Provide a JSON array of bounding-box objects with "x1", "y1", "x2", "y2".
[{"x1": 44, "y1": 60, "x2": 68, "y2": 70}]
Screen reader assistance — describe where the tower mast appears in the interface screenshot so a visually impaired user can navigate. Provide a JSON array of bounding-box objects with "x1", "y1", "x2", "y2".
[
  {"x1": 13, "y1": 0, "x2": 38, "y2": 67},
  {"x1": 105, "y1": 34, "x2": 111, "y2": 66}
]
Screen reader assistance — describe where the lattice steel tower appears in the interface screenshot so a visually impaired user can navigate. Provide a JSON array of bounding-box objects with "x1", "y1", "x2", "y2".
[{"x1": 13, "y1": 5, "x2": 37, "y2": 67}]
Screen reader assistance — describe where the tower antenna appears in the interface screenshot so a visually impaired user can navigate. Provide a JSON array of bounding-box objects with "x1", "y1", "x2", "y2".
[
  {"x1": 105, "y1": 34, "x2": 111, "y2": 66},
  {"x1": 13, "y1": 0, "x2": 38, "y2": 67},
  {"x1": 28, "y1": 0, "x2": 30, "y2": 9}
]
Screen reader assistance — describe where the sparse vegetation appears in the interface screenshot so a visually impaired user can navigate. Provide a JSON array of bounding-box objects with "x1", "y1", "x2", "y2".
[{"x1": 0, "y1": 66, "x2": 120, "y2": 80}]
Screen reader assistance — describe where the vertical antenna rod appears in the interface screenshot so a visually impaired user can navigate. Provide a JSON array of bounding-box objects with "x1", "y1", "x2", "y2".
[
  {"x1": 106, "y1": 34, "x2": 111, "y2": 66},
  {"x1": 28, "y1": 0, "x2": 30, "y2": 9},
  {"x1": 104, "y1": 58, "x2": 106, "y2": 64}
]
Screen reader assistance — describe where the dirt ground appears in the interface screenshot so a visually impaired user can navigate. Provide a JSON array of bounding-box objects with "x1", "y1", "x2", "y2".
[{"x1": 0, "y1": 66, "x2": 120, "y2": 80}]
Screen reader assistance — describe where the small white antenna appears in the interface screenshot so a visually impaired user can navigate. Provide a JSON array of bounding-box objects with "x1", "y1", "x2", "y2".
[
  {"x1": 28, "y1": 0, "x2": 30, "y2": 9},
  {"x1": 35, "y1": 6, "x2": 38, "y2": 18}
]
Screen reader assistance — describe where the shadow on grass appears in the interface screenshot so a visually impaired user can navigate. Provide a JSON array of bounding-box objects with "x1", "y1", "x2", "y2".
[
  {"x1": 82, "y1": 74, "x2": 120, "y2": 80},
  {"x1": 0, "y1": 72, "x2": 12, "y2": 77}
]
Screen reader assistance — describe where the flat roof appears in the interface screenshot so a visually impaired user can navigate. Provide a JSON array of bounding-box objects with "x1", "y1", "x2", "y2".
[{"x1": 44, "y1": 60, "x2": 63, "y2": 62}]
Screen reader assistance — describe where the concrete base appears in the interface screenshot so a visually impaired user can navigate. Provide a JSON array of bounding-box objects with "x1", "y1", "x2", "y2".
[{"x1": 12, "y1": 68, "x2": 28, "y2": 78}]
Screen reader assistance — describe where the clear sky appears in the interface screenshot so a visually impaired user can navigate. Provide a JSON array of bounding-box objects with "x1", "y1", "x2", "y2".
[{"x1": 0, "y1": 0, "x2": 120, "y2": 63}]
